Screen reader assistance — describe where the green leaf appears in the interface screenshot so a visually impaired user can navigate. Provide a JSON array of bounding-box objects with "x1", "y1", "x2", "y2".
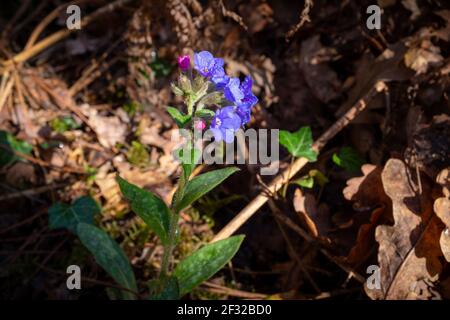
[
  {"x1": 166, "y1": 106, "x2": 191, "y2": 128},
  {"x1": 123, "y1": 101, "x2": 143, "y2": 117},
  {"x1": 172, "y1": 147, "x2": 201, "y2": 209},
  {"x1": 50, "y1": 116, "x2": 80, "y2": 133},
  {"x1": 76, "y1": 223, "x2": 137, "y2": 300},
  {"x1": 174, "y1": 235, "x2": 244, "y2": 296},
  {"x1": 332, "y1": 147, "x2": 365, "y2": 173},
  {"x1": 117, "y1": 176, "x2": 171, "y2": 244},
  {"x1": 149, "y1": 56, "x2": 173, "y2": 78},
  {"x1": 0, "y1": 130, "x2": 33, "y2": 166},
  {"x1": 309, "y1": 169, "x2": 329, "y2": 187},
  {"x1": 293, "y1": 176, "x2": 314, "y2": 188},
  {"x1": 175, "y1": 167, "x2": 239, "y2": 212},
  {"x1": 194, "y1": 108, "x2": 215, "y2": 118},
  {"x1": 126, "y1": 141, "x2": 149, "y2": 167},
  {"x1": 149, "y1": 276, "x2": 180, "y2": 300},
  {"x1": 279, "y1": 127, "x2": 317, "y2": 161},
  {"x1": 176, "y1": 147, "x2": 201, "y2": 181},
  {"x1": 48, "y1": 196, "x2": 100, "y2": 233}
]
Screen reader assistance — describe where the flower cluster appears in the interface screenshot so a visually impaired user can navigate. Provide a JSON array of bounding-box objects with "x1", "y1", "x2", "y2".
[{"x1": 175, "y1": 51, "x2": 258, "y2": 143}]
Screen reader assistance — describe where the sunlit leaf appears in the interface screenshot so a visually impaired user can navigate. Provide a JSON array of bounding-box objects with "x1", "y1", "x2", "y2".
[
  {"x1": 174, "y1": 235, "x2": 244, "y2": 296},
  {"x1": 117, "y1": 176, "x2": 171, "y2": 244},
  {"x1": 279, "y1": 127, "x2": 317, "y2": 161}
]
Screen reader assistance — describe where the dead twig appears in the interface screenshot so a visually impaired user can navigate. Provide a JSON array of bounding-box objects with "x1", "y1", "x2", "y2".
[
  {"x1": 218, "y1": 0, "x2": 248, "y2": 31},
  {"x1": 269, "y1": 199, "x2": 321, "y2": 293},
  {"x1": 211, "y1": 81, "x2": 387, "y2": 243},
  {"x1": 202, "y1": 281, "x2": 267, "y2": 299},
  {"x1": 274, "y1": 212, "x2": 365, "y2": 284},
  {"x1": 285, "y1": 0, "x2": 314, "y2": 41},
  {"x1": 24, "y1": 0, "x2": 88, "y2": 50},
  {"x1": 0, "y1": 144, "x2": 86, "y2": 174},
  {"x1": 1, "y1": 0, "x2": 133, "y2": 70},
  {"x1": 0, "y1": 183, "x2": 67, "y2": 202}
]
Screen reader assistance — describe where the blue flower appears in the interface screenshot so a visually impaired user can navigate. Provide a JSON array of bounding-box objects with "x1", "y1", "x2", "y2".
[
  {"x1": 211, "y1": 67, "x2": 230, "y2": 88},
  {"x1": 224, "y1": 76, "x2": 258, "y2": 125},
  {"x1": 194, "y1": 51, "x2": 224, "y2": 78},
  {"x1": 224, "y1": 77, "x2": 244, "y2": 105},
  {"x1": 239, "y1": 76, "x2": 258, "y2": 109},
  {"x1": 210, "y1": 106, "x2": 241, "y2": 143},
  {"x1": 236, "y1": 104, "x2": 252, "y2": 125}
]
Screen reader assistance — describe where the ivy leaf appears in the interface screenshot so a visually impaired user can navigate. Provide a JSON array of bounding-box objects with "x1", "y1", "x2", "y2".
[
  {"x1": 279, "y1": 127, "x2": 317, "y2": 161},
  {"x1": 0, "y1": 130, "x2": 33, "y2": 166},
  {"x1": 292, "y1": 170, "x2": 329, "y2": 189},
  {"x1": 309, "y1": 169, "x2": 329, "y2": 187},
  {"x1": 117, "y1": 176, "x2": 171, "y2": 244},
  {"x1": 48, "y1": 196, "x2": 100, "y2": 233},
  {"x1": 332, "y1": 147, "x2": 365, "y2": 173},
  {"x1": 293, "y1": 176, "x2": 314, "y2": 188},
  {"x1": 167, "y1": 107, "x2": 191, "y2": 128},
  {"x1": 76, "y1": 223, "x2": 137, "y2": 300},
  {"x1": 174, "y1": 235, "x2": 244, "y2": 296},
  {"x1": 175, "y1": 167, "x2": 239, "y2": 212}
]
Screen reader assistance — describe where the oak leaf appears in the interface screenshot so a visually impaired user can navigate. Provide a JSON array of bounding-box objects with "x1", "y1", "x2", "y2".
[{"x1": 366, "y1": 159, "x2": 443, "y2": 300}]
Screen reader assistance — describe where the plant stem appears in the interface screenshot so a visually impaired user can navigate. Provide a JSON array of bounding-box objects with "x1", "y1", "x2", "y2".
[{"x1": 159, "y1": 210, "x2": 179, "y2": 280}]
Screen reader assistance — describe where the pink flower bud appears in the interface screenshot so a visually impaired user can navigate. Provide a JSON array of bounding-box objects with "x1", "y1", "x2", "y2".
[
  {"x1": 178, "y1": 55, "x2": 190, "y2": 71},
  {"x1": 194, "y1": 119, "x2": 206, "y2": 130}
]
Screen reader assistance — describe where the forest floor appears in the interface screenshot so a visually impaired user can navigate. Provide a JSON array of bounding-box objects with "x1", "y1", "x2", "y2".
[{"x1": 0, "y1": 0, "x2": 449, "y2": 300}]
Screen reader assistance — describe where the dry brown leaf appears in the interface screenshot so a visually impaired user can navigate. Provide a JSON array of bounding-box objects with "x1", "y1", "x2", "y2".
[
  {"x1": 343, "y1": 164, "x2": 392, "y2": 265},
  {"x1": 405, "y1": 114, "x2": 450, "y2": 179},
  {"x1": 401, "y1": 0, "x2": 421, "y2": 20},
  {"x1": 88, "y1": 113, "x2": 127, "y2": 149},
  {"x1": 434, "y1": 168, "x2": 450, "y2": 262},
  {"x1": 299, "y1": 35, "x2": 341, "y2": 103},
  {"x1": 95, "y1": 172, "x2": 128, "y2": 217},
  {"x1": 343, "y1": 164, "x2": 390, "y2": 211},
  {"x1": 404, "y1": 39, "x2": 443, "y2": 74},
  {"x1": 366, "y1": 159, "x2": 443, "y2": 299},
  {"x1": 293, "y1": 188, "x2": 330, "y2": 238},
  {"x1": 113, "y1": 155, "x2": 172, "y2": 200}
]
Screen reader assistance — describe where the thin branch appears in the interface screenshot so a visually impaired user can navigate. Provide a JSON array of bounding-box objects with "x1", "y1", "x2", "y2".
[{"x1": 285, "y1": 0, "x2": 314, "y2": 41}]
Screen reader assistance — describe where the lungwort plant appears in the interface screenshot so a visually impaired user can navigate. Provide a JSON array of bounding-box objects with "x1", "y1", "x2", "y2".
[{"x1": 48, "y1": 51, "x2": 259, "y2": 299}]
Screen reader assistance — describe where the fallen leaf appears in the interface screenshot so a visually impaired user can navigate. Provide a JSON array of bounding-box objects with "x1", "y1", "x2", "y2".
[
  {"x1": 293, "y1": 188, "x2": 330, "y2": 238},
  {"x1": 434, "y1": 168, "x2": 450, "y2": 262},
  {"x1": 401, "y1": 0, "x2": 421, "y2": 20},
  {"x1": 299, "y1": 35, "x2": 341, "y2": 103},
  {"x1": 343, "y1": 164, "x2": 392, "y2": 265},
  {"x1": 343, "y1": 164, "x2": 390, "y2": 211},
  {"x1": 404, "y1": 39, "x2": 443, "y2": 74},
  {"x1": 405, "y1": 114, "x2": 450, "y2": 179},
  {"x1": 95, "y1": 172, "x2": 128, "y2": 217},
  {"x1": 366, "y1": 159, "x2": 443, "y2": 299}
]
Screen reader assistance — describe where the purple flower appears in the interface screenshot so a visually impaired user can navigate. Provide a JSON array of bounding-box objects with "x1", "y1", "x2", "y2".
[
  {"x1": 224, "y1": 77, "x2": 244, "y2": 105},
  {"x1": 211, "y1": 67, "x2": 230, "y2": 88},
  {"x1": 236, "y1": 104, "x2": 252, "y2": 125},
  {"x1": 236, "y1": 76, "x2": 258, "y2": 124},
  {"x1": 178, "y1": 55, "x2": 191, "y2": 71},
  {"x1": 194, "y1": 51, "x2": 224, "y2": 78},
  {"x1": 210, "y1": 106, "x2": 241, "y2": 143},
  {"x1": 239, "y1": 76, "x2": 258, "y2": 108}
]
